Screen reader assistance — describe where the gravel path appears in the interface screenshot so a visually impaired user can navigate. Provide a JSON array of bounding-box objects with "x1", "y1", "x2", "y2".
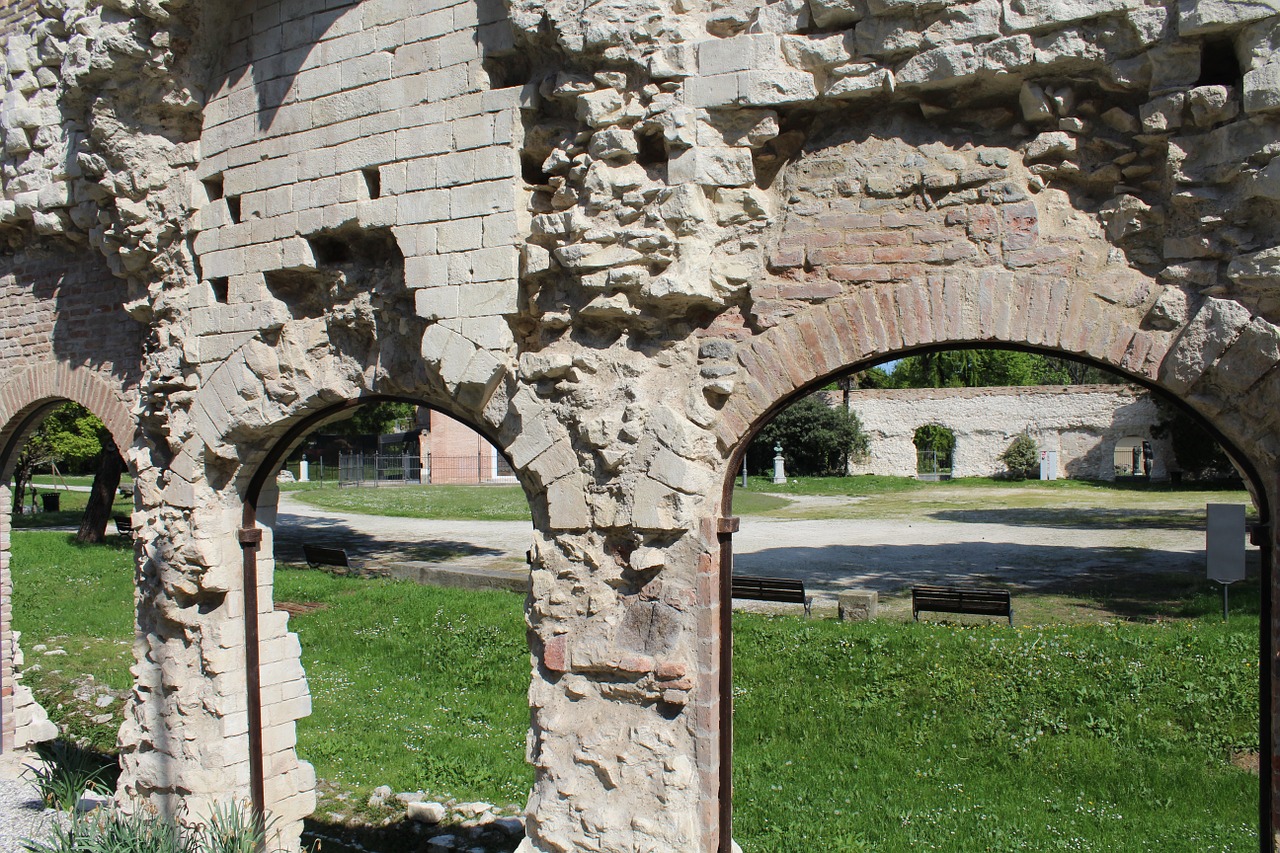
[
  {"x1": 275, "y1": 493, "x2": 1211, "y2": 599},
  {"x1": 0, "y1": 757, "x2": 60, "y2": 853}
]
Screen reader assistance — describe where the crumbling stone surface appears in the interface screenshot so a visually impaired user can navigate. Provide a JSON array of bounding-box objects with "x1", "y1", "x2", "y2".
[{"x1": 3, "y1": 0, "x2": 1280, "y2": 851}]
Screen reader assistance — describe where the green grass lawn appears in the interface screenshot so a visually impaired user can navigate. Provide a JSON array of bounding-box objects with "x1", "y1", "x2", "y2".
[
  {"x1": 9, "y1": 533, "x2": 1260, "y2": 850},
  {"x1": 10, "y1": 489, "x2": 134, "y2": 530},
  {"x1": 289, "y1": 484, "x2": 533, "y2": 521}
]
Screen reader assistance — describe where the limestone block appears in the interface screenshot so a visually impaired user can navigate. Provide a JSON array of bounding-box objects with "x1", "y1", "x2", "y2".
[
  {"x1": 809, "y1": 0, "x2": 868, "y2": 28},
  {"x1": 1178, "y1": 0, "x2": 1280, "y2": 35},
  {"x1": 1003, "y1": 0, "x2": 1145, "y2": 32},
  {"x1": 684, "y1": 73, "x2": 740, "y2": 109},
  {"x1": 1019, "y1": 82, "x2": 1055, "y2": 122},
  {"x1": 1187, "y1": 85, "x2": 1240, "y2": 127},
  {"x1": 751, "y1": 0, "x2": 812, "y2": 33},
  {"x1": 668, "y1": 147, "x2": 755, "y2": 187},
  {"x1": 1160, "y1": 297, "x2": 1255, "y2": 394},
  {"x1": 739, "y1": 70, "x2": 818, "y2": 106},
  {"x1": 838, "y1": 590, "x2": 878, "y2": 621},
  {"x1": 1228, "y1": 246, "x2": 1280, "y2": 283},
  {"x1": 1244, "y1": 62, "x2": 1280, "y2": 113},
  {"x1": 576, "y1": 88, "x2": 625, "y2": 127},
  {"x1": 896, "y1": 44, "x2": 978, "y2": 88},
  {"x1": 979, "y1": 35, "x2": 1035, "y2": 72},
  {"x1": 699, "y1": 34, "x2": 785, "y2": 76},
  {"x1": 782, "y1": 32, "x2": 856, "y2": 71},
  {"x1": 588, "y1": 128, "x2": 639, "y2": 163},
  {"x1": 826, "y1": 67, "x2": 895, "y2": 99},
  {"x1": 1248, "y1": 158, "x2": 1280, "y2": 201}
]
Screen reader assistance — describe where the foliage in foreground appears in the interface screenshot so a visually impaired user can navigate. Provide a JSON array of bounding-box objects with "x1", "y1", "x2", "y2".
[
  {"x1": 27, "y1": 741, "x2": 114, "y2": 811},
  {"x1": 10, "y1": 532, "x2": 1260, "y2": 851},
  {"x1": 23, "y1": 800, "x2": 272, "y2": 853}
]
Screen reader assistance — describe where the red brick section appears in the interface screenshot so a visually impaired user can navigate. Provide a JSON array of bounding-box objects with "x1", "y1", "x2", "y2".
[
  {"x1": 0, "y1": 249, "x2": 139, "y2": 754},
  {"x1": 716, "y1": 278, "x2": 1177, "y2": 454}
]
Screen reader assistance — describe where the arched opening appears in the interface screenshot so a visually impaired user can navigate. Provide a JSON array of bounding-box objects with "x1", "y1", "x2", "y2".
[
  {"x1": 719, "y1": 343, "x2": 1269, "y2": 851},
  {"x1": 913, "y1": 423, "x2": 955, "y2": 481},
  {"x1": 240, "y1": 395, "x2": 536, "y2": 853},
  {"x1": 1113, "y1": 436, "x2": 1152, "y2": 480},
  {"x1": 0, "y1": 395, "x2": 137, "y2": 812}
]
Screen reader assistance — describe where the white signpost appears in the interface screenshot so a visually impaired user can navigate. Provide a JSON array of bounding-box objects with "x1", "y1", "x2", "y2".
[{"x1": 1206, "y1": 503, "x2": 1246, "y2": 620}]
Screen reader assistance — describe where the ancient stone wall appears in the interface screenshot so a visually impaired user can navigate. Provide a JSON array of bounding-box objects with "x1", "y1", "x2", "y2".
[
  {"x1": 0, "y1": 1, "x2": 34, "y2": 39},
  {"x1": 838, "y1": 384, "x2": 1174, "y2": 479},
  {"x1": 2, "y1": 0, "x2": 1280, "y2": 852}
]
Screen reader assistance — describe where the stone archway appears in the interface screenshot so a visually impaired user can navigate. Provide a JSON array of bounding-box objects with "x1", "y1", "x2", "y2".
[
  {"x1": 232, "y1": 393, "x2": 546, "y2": 850},
  {"x1": 0, "y1": 365, "x2": 137, "y2": 755},
  {"x1": 712, "y1": 281, "x2": 1276, "y2": 850}
]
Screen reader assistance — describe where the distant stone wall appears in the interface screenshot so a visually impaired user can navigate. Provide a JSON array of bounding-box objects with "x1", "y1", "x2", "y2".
[{"x1": 840, "y1": 385, "x2": 1173, "y2": 479}]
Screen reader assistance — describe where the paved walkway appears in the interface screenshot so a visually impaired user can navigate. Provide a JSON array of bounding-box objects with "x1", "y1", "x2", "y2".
[{"x1": 274, "y1": 494, "x2": 1208, "y2": 600}]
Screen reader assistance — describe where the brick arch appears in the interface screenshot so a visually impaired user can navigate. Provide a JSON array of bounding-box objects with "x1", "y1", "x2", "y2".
[
  {"x1": 717, "y1": 278, "x2": 1193, "y2": 459},
  {"x1": 710, "y1": 276, "x2": 1279, "y2": 850},
  {"x1": 0, "y1": 364, "x2": 135, "y2": 476}
]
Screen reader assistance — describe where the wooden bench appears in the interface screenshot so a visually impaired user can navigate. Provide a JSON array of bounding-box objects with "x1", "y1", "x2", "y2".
[
  {"x1": 912, "y1": 585, "x2": 1012, "y2": 626},
  {"x1": 303, "y1": 543, "x2": 352, "y2": 570},
  {"x1": 731, "y1": 574, "x2": 812, "y2": 616},
  {"x1": 113, "y1": 515, "x2": 134, "y2": 539}
]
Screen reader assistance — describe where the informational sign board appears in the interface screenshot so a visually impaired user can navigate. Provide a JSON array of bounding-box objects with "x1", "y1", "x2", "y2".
[
  {"x1": 1206, "y1": 503, "x2": 1246, "y2": 584},
  {"x1": 1039, "y1": 449, "x2": 1058, "y2": 481}
]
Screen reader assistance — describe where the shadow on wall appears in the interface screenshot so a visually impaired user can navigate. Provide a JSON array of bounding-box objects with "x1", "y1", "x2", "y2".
[{"x1": 220, "y1": 0, "x2": 518, "y2": 132}]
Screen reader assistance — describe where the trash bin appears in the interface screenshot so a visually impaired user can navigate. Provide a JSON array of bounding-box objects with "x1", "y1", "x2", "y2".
[{"x1": 41, "y1": 493, "x2": 59, "y2": 512}]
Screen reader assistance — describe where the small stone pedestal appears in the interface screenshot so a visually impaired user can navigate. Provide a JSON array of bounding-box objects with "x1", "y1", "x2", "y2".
[{"x1": 838, "y1": 590, "x2": 878, "y2": 622}]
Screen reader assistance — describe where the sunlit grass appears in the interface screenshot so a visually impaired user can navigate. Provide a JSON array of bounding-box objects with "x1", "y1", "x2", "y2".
[{"x1": 9, "y1": 533, "x2": 1260, "y2": 851}]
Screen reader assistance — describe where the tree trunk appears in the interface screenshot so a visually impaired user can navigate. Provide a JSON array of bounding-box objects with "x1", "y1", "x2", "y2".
[{"x1": 76, "y1": 439, "x2": 125, "y2": 543}]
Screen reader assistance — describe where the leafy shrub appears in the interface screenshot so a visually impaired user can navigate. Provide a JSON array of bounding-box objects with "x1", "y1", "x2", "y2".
[
  {"x1": 999, "y1": 433, "x2": 1038, "y2": 480},
  {"x1": 912, "y1": 423, "x2": 955, "y2": 472},
  {"x1": 26, "y1": 741, "x2": 113, "y2": 812}
]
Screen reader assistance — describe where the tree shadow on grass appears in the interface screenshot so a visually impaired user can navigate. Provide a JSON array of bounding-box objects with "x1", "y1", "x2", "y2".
[
  {"x1": 302, "y1": 816, "x2": 520, "y2": 853},
  {"x1": 928, "y1": 506, "x2": 1213, "y2": 531},
  {"x1": 273, "y1": 515, "x2": 504, "y2": 567}
]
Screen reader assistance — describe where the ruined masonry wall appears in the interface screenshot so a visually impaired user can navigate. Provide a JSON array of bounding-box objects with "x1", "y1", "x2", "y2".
[
  {"x1": 838, "y1": 385, "x2": 1173, "y2": 479},
  {"x1": 4, "y1": 0, "x2": 1280, "y2": 852}
]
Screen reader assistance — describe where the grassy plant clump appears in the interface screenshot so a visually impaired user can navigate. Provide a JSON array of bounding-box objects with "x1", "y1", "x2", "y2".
[
  {"x1": 26, "y1": 741, "x2": 113, "y2": 812},
  {"x1": 23, "y1": 800, "x2": 271, "y2": 853}
]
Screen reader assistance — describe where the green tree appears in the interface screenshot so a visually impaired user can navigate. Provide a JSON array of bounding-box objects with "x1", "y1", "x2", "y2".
[
  {"x1": 889, "y1": 349, "x2": 1121, "y2": 388},
  {"x1": 913, "y1": 424, "x2": 955, "y2": 472},
  {"x1": 748, "y1": 395, "x2": 869, "y2": 476},
  {"x1": 10, "y1": 403, "x2": 105, "y2": 514},
  {"x1": 326, "y1": 402, "x2": 418, "y2": 436}
]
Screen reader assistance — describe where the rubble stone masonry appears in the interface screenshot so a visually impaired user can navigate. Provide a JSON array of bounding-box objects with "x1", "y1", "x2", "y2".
[{"x1": 3, "y1": 0, "x2": 1280, "y2": 851}]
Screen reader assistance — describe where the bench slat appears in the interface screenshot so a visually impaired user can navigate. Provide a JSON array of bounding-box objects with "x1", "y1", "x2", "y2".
[
  {"x1": 731, "y1": 574, "x2": 812, "y2": 615},
  {"x1": 912, "y1": 585, "x2": 1012, "y2": 626}
]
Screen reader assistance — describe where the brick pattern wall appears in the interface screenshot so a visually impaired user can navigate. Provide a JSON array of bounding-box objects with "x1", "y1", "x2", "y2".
[
  {"x1": 0, "y1": 248, "x2": 140, "y2": 755},
  {"x1": 427, "y1": 410, "x2": 500, "y2": 483},
  {"x1": 0, "y1": 0, "x2": 36, "y2": 36}
]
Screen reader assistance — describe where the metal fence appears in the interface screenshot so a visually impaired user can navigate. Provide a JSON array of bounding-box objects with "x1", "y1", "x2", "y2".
[
  {"x1": 916, "y1": 450, "x2": 952, "y2": 482},
  {"x1": 338, "y1": 452, "x2": 422, "y2": 485},
  {"x1": 333, "y1": 452, "x2": 515, "y2": 485}
]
